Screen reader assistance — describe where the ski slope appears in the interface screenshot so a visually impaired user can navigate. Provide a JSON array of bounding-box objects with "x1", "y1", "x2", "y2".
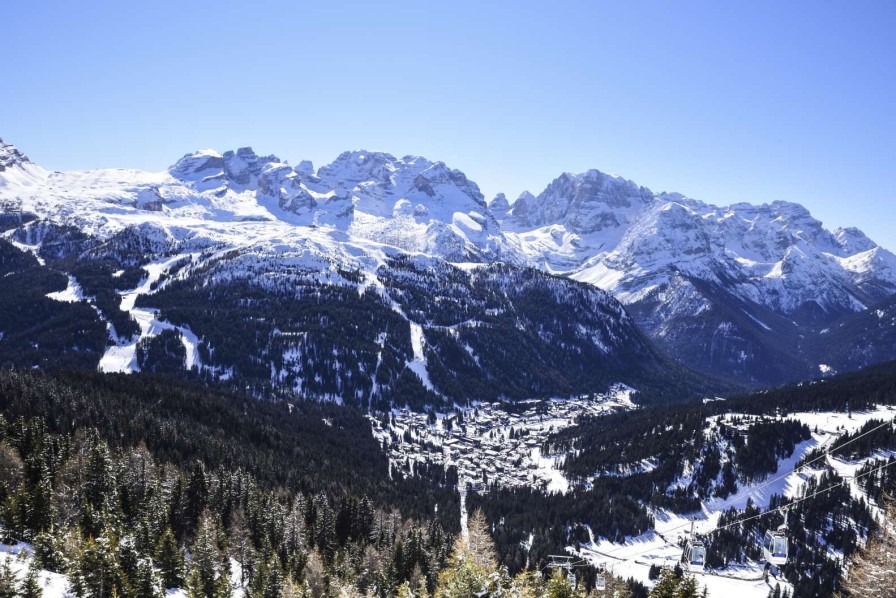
[{"x1": 574, "y1": 405, "x2": 896, "y2": 596}]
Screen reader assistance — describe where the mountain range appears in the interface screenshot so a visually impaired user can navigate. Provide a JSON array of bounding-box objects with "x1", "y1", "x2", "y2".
[{"x1": 1, "y1": 136, "x2": 894, "y2": 398}]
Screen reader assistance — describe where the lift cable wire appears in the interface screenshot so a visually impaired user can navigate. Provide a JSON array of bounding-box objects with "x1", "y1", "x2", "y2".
[
  {"x1": 594, "y1": 457, "x2": 896, "y2": 565},
  {"x1": 586, "y1": 416, "x2": 895, "y2": 561}
]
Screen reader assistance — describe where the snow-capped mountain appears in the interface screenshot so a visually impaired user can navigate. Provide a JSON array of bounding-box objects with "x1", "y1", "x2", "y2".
[
  {"x1": 1, "y1": 135, "x2": 894, "y2": 390},
  {"x1": 501, "y1": 171, "x2": 896, "y2": 384},
  {"x1": 0, "y1": 137, "x2": 712, "y2": 405},
  {"x1": 0, "y1": 137, "x2": 46, "y2": 189},
  {"x1": 0, "y1": 139, "x2": 520, "y2": 264},
  {"x1": 502, "y1": 170, "x2": 655, "y2": 272}
]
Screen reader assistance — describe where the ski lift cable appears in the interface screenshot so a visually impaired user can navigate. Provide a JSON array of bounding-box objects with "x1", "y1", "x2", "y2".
[
  {"x1": 609, "y1": 458, "x2": 896, "y2": 563},
  {"x1": 589, "y1": 416, "x2": 895, "y2": 559},
  {"x1": 714, "y1": 457, "x2": 896, "y2": 532},
  {"x1": 709, "y1": 416, "x2": 895, "y2": 517}
]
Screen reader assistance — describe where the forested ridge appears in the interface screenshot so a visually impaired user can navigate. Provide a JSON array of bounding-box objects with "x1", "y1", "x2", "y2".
[
  {"x1": 0, "y1": 224, "x2": 731, "y2": 408},
  {"x1": 0, "y1": 370, "x2": 454, "y2": 515},
  {"x1": 0, "y1": 369, "x2": 651, "y2": 597},
  {"x1": 0, "y1": 369, "x2": 463, "y2": 596},
  {"x1": 532, "y1": 360, "x2": 896, "y2": 597}
]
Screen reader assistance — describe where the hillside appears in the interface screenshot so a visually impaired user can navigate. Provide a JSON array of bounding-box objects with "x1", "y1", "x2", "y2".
[{"x1": 2, "y1": 136, "x2": 894, "y2": 390}]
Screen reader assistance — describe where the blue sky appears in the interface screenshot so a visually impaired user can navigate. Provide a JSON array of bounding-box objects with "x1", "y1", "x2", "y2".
[{"x1": 3, "y1": 1, "x2": 895, "y2": 249}]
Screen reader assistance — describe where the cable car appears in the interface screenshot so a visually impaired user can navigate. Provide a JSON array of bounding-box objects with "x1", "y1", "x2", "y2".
[
  {"x1": 566, "y1": 570, "x2": 577, "y2": 589},
  {"x1": 682, "y1": 539, "x2": 706, "y2": 573},
  {"x1": 594, "y1": 572, "x2": 606, "y2": 592},
  {"x1": 763, "y1": 529, "x2": 789, "y2": 566}
]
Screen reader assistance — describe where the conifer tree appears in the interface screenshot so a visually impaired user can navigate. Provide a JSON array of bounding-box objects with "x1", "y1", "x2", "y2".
[
  {"x1": 675, "y1": 574, "x2": 700, "y2": 598},
  {"x1": 20, "y1": 559, "x2": 42, "y2": 598},
  {"x1": 650, "y1": 568, "x2": 680, "y2": 598},
  {"x1": 0, "y1": 558, "x2": 18, "y2": 598},
  {"x1": 156, "y1": 527, "x2": 185, "y2": 589},
  {"x1": 0, "y1": 442, "x2": 23, "y2": 505},
  {"x1": 302, "y1": 549, "x2": 327, "y2": 598},
  {"x1": 546, "y1": 568, "x2": 577, "y2": 598},
  {"x1": 186, "y1": 513, "x2": 231, "y2": 598},
  {"x1": 844, "y1": 498, "x2": 896, "y2": 595},
  {"x1": 33, "y1": 527, "x2": 67, "y2": 573},
  {"x1": 185, "y1": 462, "x2": 209, "y2": 534},
  {"x1": 133, "y1": 557, "x2": 166, "y2": 598},
  {"x1": 434, "y1": 510, "x2": 500, "y2": 598},
  {"x1": 228, "y1": 507, "x2": 254, "y2": 587},
  {"x1": 70, "y1": 533, "x2": 124, "y2": 598},
  {"x1": 510, "y1": 570, "x2": 546, "y2": 598},
  {"x1": 248, "y1": 555, "x2": 283, "y2": 598}
]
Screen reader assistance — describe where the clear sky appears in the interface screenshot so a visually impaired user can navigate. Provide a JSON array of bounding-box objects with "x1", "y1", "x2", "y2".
[{"x1": 3, "y1": 1, "x2": 895, "y2": 249}]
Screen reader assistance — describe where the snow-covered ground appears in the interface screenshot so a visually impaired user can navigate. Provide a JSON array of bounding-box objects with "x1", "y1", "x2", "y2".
[
  {"x1": 574, "y1": 405, "x2": 896, "y2": 596},
  {"x1": 0, "y1": 543, "x2": 69, "y2": 597},
  {"x1": 99, "y1": 254, "x2": 203, "y2": 374},
  {"x1": 0, "y1": 542, "x2": 246, "y2": 598},
  {"x1": 45, "y1": 275, "x2": 86, "y2": 303},
  {"x1": 406, "y1": 321, "x2": 434, "y2": 391}
]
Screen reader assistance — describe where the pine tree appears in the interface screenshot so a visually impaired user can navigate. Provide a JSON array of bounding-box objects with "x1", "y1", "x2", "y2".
[
  {"x1": 228, "y1": 507, "x2": 254, "y2": 587},
  {"x1": 249, "y1": 555, "x2": 283, "y2": 598},
  {"x1": 33, "y1": 528, "x2": 67, "y2": 573},
  {"x1": 186, "y1": 513, "x2": 231, "y2": 598},
  {"x1": 650, "y1": 568, "x2": 680, "y2": 598},
  {"x1": 510, "y1": 570, "x2": 546, "y2": 598},
  {"x1": 116, "y1": 533, "x2": 141, "y2": 592},
  {"x1": 156, "y1": 527, "x2": 185, "y2": 589},
  {"x1": 84, "y1": 441, "x2": 115, "y2": 513},
  {"x1": 25, "y1": 467, "x2": 54, "y2": 536},
  {"x1": 844, "y1": 498, "x2": 896, "y2": 595},
  {"x1": 434, "y1": 510, "x2": 500, "y2": 598},
  {"x1": 185, "y1": 462, "x2": 209, "y2": 534},
  {"x1": 133, "y1": 557, "x2": 165, "y2": 598},
  {"x1": 70, "y1": 533, "x2": 124, "y2": 598},
  {"x1": 302, "y1": 549, "x2": 326, "y2": 598},
  {"x1": 20, "y1": 559, "x2": 42, "y2": 598},
  {"x1": 281, "y1": 576, "x2": 303, "y2": 598},
  {"x1": 0, "y1": 557, "x2": 18, "y2": 598},
  {"x1": 675, "y1": 575, "x2": 700, "y2": 598},
  {"x1": 546, "y1": 568, "x2": 576, "y2": 598},
  {"x1": 465, "y1": 510, "x2": 498, "y2": 571},
  {"x1": 313, "y1": 495, "x2": 337, "y2": 563}
]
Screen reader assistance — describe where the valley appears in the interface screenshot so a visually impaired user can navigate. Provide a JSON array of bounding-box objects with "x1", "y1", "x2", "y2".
[
  {"x1": 0, "y1": 136, "x2": 895, "y2": 597},
  {"x1": 372, "y1": 384, "x2": 639, "y2": 493}
]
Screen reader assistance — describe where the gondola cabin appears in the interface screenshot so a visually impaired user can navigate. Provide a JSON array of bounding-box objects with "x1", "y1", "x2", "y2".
[
  {"x1": 594, "y1": 573, "x2": 606, "y2": 592},
  {"x1": 682, "y1": 540, "x2": 706, "y2": 573},
  {"x1": 763, "y1": 530, "x2": 788, "y2": 566}
]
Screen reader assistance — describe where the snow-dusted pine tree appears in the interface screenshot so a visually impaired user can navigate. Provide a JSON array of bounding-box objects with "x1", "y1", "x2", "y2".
[{"x1": 845, "y1": 498, "x2": 896, "y2": 596}]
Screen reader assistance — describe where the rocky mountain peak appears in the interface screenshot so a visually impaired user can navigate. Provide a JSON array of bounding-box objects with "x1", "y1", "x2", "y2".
[
  {"x1": 169, "y1": 146, "x2": 282, "y2": 189},
  {"x1": 0, "y1": 138, "x2": 33, "y2": 172},
  {"x1": 318, "y1": 150, "x2": 398, "y2": 185},
  {"x1": 509, "y1": 169, "x2": 654, "y2": 232},
  {"x1": 222, "y1": 147, "x2": 281, "y2": 187},
  {"x1": 489, "y1": 193, "x2": 511, "y2": 220}
]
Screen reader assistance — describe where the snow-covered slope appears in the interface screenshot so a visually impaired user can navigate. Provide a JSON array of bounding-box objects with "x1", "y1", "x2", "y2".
[
  {"x1": 502, "y1": 170, "x2": 896, "y2": 384},
  {"x1": 571, "y1": 197, "x2": 896, "y2": 317},
  {"x1": 0, "y1": 138, "x2": 711, "y2": 405},
  {"x1": 0, "y1": 137, "x2": 47, "y2": 189},
  {"x1": 500, "y1": 170, "x2": 655, "y2": 272},
  {"x1": 0, "y1": 142, "x2": 522, "y2": 264},
  {"x1": 2, "y1": 135, "x2": 894, "y2": 388}
]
